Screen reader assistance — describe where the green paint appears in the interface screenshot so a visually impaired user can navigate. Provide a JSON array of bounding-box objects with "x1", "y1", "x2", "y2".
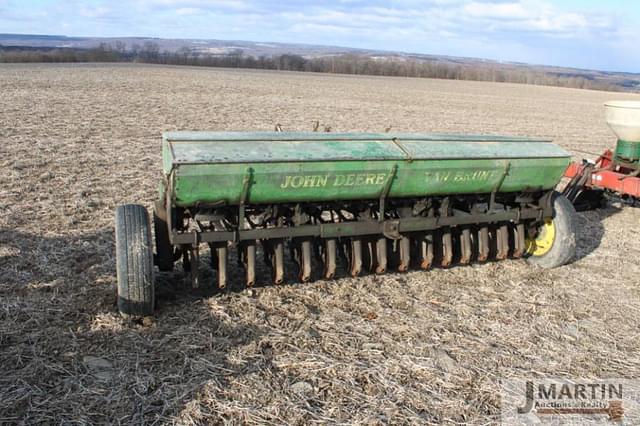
[
  {"x1": 614, "y1": 139, "x2": 640, "y2": 162},
  {"x1": 161, "y1": 132, "x2": 570, "y2": 207}
]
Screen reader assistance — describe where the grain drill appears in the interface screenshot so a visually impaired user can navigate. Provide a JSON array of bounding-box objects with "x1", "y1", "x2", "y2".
[{"x1": 115, "y1": 131, "x2": 576, "y2": 316}]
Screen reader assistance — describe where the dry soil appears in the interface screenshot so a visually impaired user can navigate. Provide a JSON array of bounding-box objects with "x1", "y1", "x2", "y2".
[{"x1": 1, "y1": 63, "x2": 639, "y2": 424}]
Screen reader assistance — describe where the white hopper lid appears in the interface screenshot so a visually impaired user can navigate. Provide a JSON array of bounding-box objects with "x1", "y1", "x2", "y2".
[{"x1": 604, "y1": 100, "x2": 640, "y2": 142}]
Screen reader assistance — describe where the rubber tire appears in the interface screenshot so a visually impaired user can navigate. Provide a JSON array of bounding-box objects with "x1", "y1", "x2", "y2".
[
  {"x1": 526, "y1": 192, "x2": 577, "y2": 269},
  {"x1": 115, "y1": 204, "x2": 155, "y2": 317},
  {"x1": 153, "y1": 205, "x2": 174, "y2": 272}
]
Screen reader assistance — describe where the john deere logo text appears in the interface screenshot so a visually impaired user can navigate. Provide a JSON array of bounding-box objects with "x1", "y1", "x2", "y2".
[{"x1": 280, "y1": 173, "x2": 388, "y2": 189}]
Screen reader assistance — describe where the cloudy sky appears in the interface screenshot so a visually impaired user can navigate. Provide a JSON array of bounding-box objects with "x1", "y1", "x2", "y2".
[{"x1": 1, "y1": 0, "x2": 639, "y2": 72}]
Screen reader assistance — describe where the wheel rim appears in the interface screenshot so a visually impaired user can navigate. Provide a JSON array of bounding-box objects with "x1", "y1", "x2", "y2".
[{"x1": 525, "y1": 219, "x2": 556, "y2": 256}]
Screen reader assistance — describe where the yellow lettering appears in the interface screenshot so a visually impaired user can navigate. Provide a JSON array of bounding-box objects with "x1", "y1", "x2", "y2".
[
  {"x1": 434, "y1": 172, "x2": 450, "y2": 182},
  {"x1": 285, "y1": 170, "x2": 498, "y2": 190},
  {"x1": 426, "y1": 170, "x2": 497, "y2": 183},
  {"x1": 365, "y1": 174, "x2": 376, "y2": 185},
  {"x1": 290, "y1": 175, "x2": 304, "y2": 188},
  {"x1": 280, "y1": 175, "x2": 292, "y2": 188},
  {"x1": 345, "y1": 174, "x2": 356, "y2": 186}
]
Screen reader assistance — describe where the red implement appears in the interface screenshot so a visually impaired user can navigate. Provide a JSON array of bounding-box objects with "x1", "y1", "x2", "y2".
[{"x1": 563, "y1": 149, "x2": 640, "y2": 210}]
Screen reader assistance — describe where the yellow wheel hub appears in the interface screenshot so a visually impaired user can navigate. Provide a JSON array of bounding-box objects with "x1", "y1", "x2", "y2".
[{"x1": 525, "y1": 219, "x2": 556, "y2": 257}]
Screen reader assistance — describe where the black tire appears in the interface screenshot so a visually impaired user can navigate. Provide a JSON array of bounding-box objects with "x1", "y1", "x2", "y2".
[
  {"x1": 115, "y1": 204, "x2": 155, "y2": 317},
  {"x1": 153, "y1": 201, "x2": 174, "y2": 272},
  {"x1": 526, "y1": 192, "x2": 577, "y2": 268}
]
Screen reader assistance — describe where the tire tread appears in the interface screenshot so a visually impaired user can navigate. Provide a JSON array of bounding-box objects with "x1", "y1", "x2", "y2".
[{"x1": 115, "y1": 204, "x2": 155, "y2": 317}]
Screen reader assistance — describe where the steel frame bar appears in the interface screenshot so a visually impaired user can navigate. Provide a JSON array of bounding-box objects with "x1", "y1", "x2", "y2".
[{"x1": 171, "y1": 206, "x2": 548, "y2": 245}]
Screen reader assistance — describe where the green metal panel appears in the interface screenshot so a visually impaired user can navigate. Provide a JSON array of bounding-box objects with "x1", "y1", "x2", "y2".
[
  {"x1": 167, "y1": 139, "x2": 405, "y2": 165},
  {"x1": 398, "y1": 140, "x2": 567, "y2": 160},
  {"x1": 614, "y1": 139, "x2": 640, "y2": 162},
  {"x1": 161, "y1": 132, "x2": 570, "y2": 207},
  {"x1": 162, "y1": 131, "x2": 561, "y2": 170}
]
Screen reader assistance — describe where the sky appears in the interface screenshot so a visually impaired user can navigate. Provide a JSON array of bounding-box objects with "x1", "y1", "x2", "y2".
[{"x1": 1, "y1": 0, "x2": 639, "y2": 72}]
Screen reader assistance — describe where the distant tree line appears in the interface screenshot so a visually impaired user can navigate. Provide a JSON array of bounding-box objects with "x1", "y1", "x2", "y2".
[{"x1": 0, "y1": 41, "x2": 628, "y2": 92}]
